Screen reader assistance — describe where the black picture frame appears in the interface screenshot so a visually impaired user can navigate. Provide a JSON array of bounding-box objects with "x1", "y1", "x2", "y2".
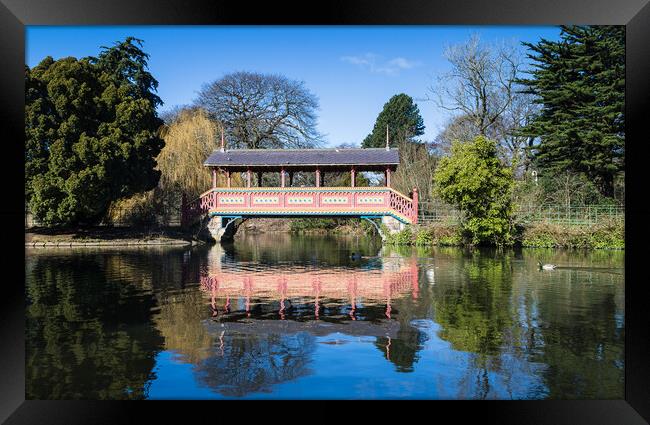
[{"x1": 2, "y1": 0, "x2": 649, "y2": 423}]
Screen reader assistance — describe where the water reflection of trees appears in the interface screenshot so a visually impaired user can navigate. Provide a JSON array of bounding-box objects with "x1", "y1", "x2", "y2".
[
  {"x1": 425, "y1": 251, "x2": 515, "y2": 398},
  {"x1": 426, "y1": 247, "x2": 624, "y2": 399},
  {"x1": 433, "y1": 252, "x2": 514, "y2": 354},
  {"x1": 224, "y1": 233, "x2": 382, "y2": 266},
  {"x1": 25, "y1": 251, "x2": 166, "y2": 399},
  {"x1": 519, "y1": 250, "x2": 624, "y2": 399},
  {"x1": 193, "y1": 331, "x2": 315, "y2": 397}
]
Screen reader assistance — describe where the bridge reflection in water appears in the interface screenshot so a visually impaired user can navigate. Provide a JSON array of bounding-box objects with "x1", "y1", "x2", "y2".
[
  {"x1": 195, "y1": 251, "x2": 420, "y2": 365},
  {"x1": 200, "y1": 258, "x2": 418, "y2": 319}
]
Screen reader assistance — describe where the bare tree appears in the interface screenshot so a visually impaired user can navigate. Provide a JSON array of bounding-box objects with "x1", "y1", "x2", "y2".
[
  {"x1": 433, "y1": 114, "x2": 493, "y2": 156},
  {"x1": 493, "y1": 91, "x2": 538, "y2": 175},
  {"x1": 392, "y1": 134, "x2": 437, "y2": 203},
  {"x1": 430, "y1": 34, "x2": 537, "y2": 172},
  {"x1": 195, "y1": 71, "x2": 323, "y2": 149},
  {"x1": 431, "y1": 34, "x2": 522, "y2": 136}
]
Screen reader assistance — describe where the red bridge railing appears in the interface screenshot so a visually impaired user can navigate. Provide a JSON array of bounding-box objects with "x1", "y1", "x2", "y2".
[{"x1": 181, "y1": 186, "x2": 418, "y2": 227}]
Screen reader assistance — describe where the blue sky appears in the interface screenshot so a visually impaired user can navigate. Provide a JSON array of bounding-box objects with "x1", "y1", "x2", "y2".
[{"x1": 26, "y1": 26, "x2": 561, "y2": 147}]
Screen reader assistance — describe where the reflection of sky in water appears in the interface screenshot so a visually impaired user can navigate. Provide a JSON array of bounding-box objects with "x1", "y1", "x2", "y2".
[{"x1": 148, "y1": 318, "x2": 546, "y2": 399}]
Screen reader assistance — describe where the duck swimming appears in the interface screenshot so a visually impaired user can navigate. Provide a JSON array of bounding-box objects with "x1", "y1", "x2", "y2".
[{"x1": 538, "y1": 261, "x2": 557, "y2": 270}]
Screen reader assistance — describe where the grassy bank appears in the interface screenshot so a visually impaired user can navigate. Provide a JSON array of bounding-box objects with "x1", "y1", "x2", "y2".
[
  {"x1": 519, "y1": 220, "x2": 624, "y2": 249},
  {"x1": 383, "y1": 220, "x2": 624, "y2": 250}
]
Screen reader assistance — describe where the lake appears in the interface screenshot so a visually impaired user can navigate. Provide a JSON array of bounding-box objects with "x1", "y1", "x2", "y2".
[{"x1": 25, "y1": 233, "x2": 625, "y2": 399}]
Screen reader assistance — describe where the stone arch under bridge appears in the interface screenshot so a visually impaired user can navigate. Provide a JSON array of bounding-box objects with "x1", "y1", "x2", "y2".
[{"x1": 198, "y1": 214, "x2": 408, "y2": 244}]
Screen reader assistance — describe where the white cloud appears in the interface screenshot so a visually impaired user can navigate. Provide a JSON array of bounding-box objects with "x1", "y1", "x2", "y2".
[
  {"x1": 388, "y1": 57, "x2": 419, "y2": 69},
  {"x1": 340, "y1": 53, "x2": 421, "y2": 76},
  {"x1": 340, "y1": 53, "x2": 377, "y2": 66}
]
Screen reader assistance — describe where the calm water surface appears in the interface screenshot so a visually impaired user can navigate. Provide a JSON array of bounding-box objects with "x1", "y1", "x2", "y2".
[{"x1": 25, "y1": 234, "x2": 624, "y2": 399}]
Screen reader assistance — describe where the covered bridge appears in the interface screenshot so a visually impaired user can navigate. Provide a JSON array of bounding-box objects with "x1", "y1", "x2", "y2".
[{"x1": 181, "y1": 145, "x2": 418, "y2": 241}]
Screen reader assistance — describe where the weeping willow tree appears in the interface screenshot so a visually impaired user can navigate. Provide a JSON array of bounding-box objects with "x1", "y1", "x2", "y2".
[
  {"x1": 108, "y1": 108, "x2": 240, "y2": 225},
  {"x1": 157, "y1": 108, "x2": 226, "y2": 200}
]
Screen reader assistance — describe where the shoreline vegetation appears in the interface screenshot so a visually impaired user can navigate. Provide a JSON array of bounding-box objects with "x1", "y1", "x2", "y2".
[
  {"x1": 384, "y1": 221, "x2": 624, "y2": 250},
  {"x1": 291, "y1": 221, "x2": 624, "y2": 250},
  {"x1": 25, "y1": 226, "x2": 194, "y2": 247},
  {"x1": 290, "y1": 218, "x2": 624, "y2": 250},
  {"x1": 25, "y1": 215, "x2": 624, "y2": 250}
]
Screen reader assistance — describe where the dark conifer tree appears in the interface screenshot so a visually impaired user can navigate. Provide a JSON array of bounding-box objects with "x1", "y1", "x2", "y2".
[
  {"x1": 25, "y1": 37, "x2": 164, "y2": 225},
  {"x1": 362, "y1": 93, "x2": 425, "y2": 148},
  {"x1": 518, "y1": 26, "x2": 624, "y2": 197}
]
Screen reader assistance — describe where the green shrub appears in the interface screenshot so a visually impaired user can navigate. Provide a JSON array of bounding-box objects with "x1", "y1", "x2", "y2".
[
  {"x1": 438, "y1": 233, "x2": 463, "y2": 246},
  {"x1": 290, "y1": 218, "x2": 339, "y2": 232},
  {"x1": 433, "y1": 136, "x2": 515, "y2": 246},
  {"x1": 387, "y1": 228, "x2": 413, "y2": 245},
  {"x1": 415, "y1": 228, "x2": 435, "y2": 246},
  {"x1": 589, "y1": 221, "x2": 625, "y2": 249},
  {"x1": 387, "y1": 224, "x2": 464, "y2": 246}
]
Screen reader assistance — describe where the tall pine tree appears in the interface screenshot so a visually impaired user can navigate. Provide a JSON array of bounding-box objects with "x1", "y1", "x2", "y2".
[
  {"x1": 518, "y1": 26, "x2": 624, "y2": 197},
  {"x1": 362, "y1": 93, "x2": 425, "y2": 148}
]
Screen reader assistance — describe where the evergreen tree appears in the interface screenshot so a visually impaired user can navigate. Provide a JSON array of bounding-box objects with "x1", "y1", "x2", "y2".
[
  {"x1": 362, "y1": 93, "x2": 425, "y2": 148},
  {"x1": 518, "y1": 26, "x2": 624, "y2": 197},
  {"x1": 25, "y1": 37, "x2": 164, "y2": 226},
  {"x1": 434, "y1": 136, "x2": 515, "y2": 246}
]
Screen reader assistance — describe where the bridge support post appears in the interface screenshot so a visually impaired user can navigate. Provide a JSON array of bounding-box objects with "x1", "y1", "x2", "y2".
[
  {"x1": 412, "y1": 188, "x2": 418, "y2": 224},
  {"x1": 381, "y1": 216, "x2": 406, "y2": 235},
  {"x1": 206, "y1": 215, "x2": 244, "y2": 243},
  {"x1": 361, "y1": 216, "x2": 386, "y2": 242}
]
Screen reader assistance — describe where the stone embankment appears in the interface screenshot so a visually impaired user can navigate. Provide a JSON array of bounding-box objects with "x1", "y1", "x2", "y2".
[{"x1": 25, "y1": 227, "x2": 196, "y2": 248}]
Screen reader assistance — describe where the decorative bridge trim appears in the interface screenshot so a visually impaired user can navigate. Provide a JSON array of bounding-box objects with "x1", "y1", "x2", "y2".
[{"x1": 182, "y1": 186, "x2": 417, "y2": 227}]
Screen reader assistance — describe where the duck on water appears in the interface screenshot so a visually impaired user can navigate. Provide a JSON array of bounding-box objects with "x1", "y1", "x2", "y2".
[
  {"x1": 350, "y1": 252, "x2": 366, "y2": 260},
  {"x1": 538, "y1": 261, "x2": 557, "y2": 270}
]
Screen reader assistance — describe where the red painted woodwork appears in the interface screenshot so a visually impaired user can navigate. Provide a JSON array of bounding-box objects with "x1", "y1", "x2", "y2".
[{"x1": 182, "y1": 186, "x2": 418, "y2": 226}]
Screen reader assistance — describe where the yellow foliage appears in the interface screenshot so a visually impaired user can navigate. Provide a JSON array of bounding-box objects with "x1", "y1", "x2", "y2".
[
  {"x1": 157, "y1": 108, "x2": 222, "y2": 198},
  {"x1": 107, "y1": 108, "x2": 242, "y2": 224}
]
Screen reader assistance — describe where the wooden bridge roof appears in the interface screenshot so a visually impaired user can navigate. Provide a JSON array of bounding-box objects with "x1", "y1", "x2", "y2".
[{"x1": 204, "y1": 148, "x2": 399, "y2": 168}]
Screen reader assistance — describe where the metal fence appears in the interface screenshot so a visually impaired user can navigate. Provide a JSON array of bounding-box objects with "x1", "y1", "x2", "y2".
[
  {"x1": 418, "y1": 202, "x2": 624, "y2": 226},
  {"x1": 513, "y1": 204, "x2": 624, "y2": 225},
  {"x1": 417, "y1": 201, "x2": 464, "y2": 225},
  {"x1": 26, "y1": 203, "x2": 625, "y2": 229}
]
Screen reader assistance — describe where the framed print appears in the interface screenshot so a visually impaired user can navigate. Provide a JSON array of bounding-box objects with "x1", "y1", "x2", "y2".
[{"x1": 2, "y1": 0, "x2": 650, "y2": 423}]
